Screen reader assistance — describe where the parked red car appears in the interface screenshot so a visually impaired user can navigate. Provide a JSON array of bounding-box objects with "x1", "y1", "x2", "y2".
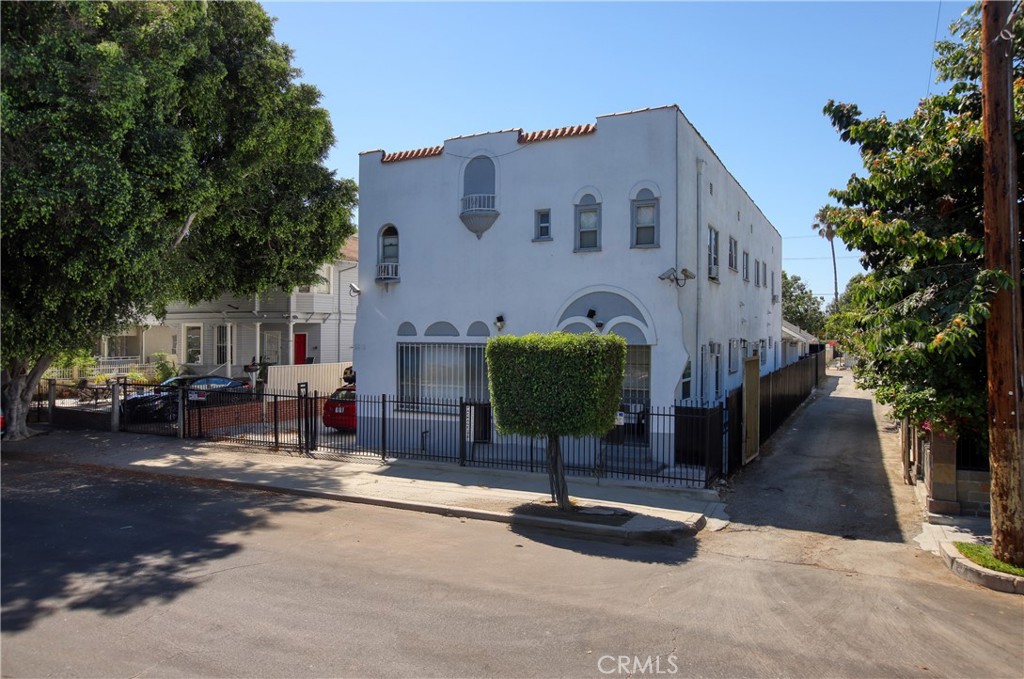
[{"x1": 322, "y1": 386, "x2": 356, "y2": 431}]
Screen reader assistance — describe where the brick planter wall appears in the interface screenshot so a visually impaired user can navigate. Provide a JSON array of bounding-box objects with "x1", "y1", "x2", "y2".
[{"x1": 185, "y1": 397, "x2": 302, "y2": 437}]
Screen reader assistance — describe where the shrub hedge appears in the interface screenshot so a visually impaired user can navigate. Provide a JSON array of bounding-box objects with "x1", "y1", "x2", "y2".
[{"x1": 485, "y1": 332, "x2": 626, "y2": 438}]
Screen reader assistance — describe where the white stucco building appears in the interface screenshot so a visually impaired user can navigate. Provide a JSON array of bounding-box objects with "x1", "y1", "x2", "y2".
[{"x1": 354, "y1": 105, "x2": 781, "y2": 412}]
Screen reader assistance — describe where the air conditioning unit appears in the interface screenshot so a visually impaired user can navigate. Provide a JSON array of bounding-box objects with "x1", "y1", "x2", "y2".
[
  {"x1": 772, "y1": 294, "x2": 779, "y2": 304},
  {"x1": 708, "y1": 264, "x2": 719, "y2": 279}
]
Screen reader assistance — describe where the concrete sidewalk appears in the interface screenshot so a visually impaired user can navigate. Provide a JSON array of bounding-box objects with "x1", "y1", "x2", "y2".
[{"x1": 1, "y1": 428, "x2": 724, "y2": 544}]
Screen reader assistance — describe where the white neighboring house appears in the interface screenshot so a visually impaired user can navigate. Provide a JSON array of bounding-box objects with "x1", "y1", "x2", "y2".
[
  {"x1": 781, "y1": 320, "x2": 819, "y2": 367},
  {"x1": 96, "y1": 238, "x2": 359, "y2": 376},
  {"x1": 355, "y1": 106, "x2": 781, "y2": 411}
]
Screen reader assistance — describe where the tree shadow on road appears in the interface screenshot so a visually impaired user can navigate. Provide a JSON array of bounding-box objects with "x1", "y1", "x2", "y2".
[
  {"x1": 1, "y1": 460, "x2": 331, "y2": 634},
  {"x1": 508, "y1": 523, "x2": 697, "y2": 565}
]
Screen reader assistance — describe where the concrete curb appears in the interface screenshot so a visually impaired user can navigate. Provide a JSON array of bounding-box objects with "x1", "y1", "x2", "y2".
[
  {"x1": 940, "y1": 542, "x2": 1024, "y2": 595},
  {"x1": 4, "y1": 450, "x2": 703, "y2": 545}
]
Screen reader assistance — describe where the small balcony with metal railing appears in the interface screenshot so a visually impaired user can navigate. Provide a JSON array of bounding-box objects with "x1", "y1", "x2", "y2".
[
  {"x1": 376, "y1": 261, "x2": 400, "y2": 282},
  {"x1": 459, "y1": 194, "x2": 499, "y2": 239}
]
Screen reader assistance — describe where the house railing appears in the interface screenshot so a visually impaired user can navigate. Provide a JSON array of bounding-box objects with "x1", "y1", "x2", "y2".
[
  {"x1": 460, "y1": 194, "x2": 495, "y2": 212},
  {"x1": 376, "y1": 262, "x2": 400, "y2": 281}
]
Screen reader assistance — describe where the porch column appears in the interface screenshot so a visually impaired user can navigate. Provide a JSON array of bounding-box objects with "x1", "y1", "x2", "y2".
[
  {"x1": 254, "y1": 322, "x2": 262, "y2": 363},
  {"x1": 286, "y1": 320, "x2": 295, "y2": 365}
]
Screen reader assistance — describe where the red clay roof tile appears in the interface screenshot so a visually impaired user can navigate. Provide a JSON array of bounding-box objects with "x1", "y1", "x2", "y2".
[{"x1": 380, "y1": 145, "x2": 444, "y2": 163}]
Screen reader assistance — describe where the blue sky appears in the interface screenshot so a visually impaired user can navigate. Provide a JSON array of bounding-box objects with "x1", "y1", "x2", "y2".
[{"x1": 263, "y1": 0, "x2": 973, "y2": 305}]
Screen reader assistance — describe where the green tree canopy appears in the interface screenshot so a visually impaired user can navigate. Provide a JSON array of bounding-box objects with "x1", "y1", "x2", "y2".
[
  {"x1": 1, "y1": 0, "x2": 356, "y2": 439},
  {"x1": 781, "y1": 271, "x2": 825, "y2": 337},
  {"x1": 486, "y1": 332, "x2": 626, "y2": 510},
  {"x1": 816, "y1": 3, "x2": 1022, "y2": 434}
]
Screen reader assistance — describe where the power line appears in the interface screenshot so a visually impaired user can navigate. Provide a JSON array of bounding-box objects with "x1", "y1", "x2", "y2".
[{"x1": 925, "y1": 0, "x2": 943, "y2": 99}]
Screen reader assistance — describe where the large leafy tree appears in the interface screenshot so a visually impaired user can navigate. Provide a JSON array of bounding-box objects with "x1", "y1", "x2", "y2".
[
  {"x1": 1, "y1": 1, "x2": 356, "y2": 439},
  {"x1": 781, "y1": 271, "x2": 825, "y2": 337},
  {"x1": 818, "y1": 4, "x2": 1022, "y2": 564}
]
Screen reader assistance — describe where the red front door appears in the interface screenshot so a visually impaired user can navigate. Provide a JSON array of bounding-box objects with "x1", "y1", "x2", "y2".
[{"x1": 294, "y1": 333, "x2": 307, "y2": 365}]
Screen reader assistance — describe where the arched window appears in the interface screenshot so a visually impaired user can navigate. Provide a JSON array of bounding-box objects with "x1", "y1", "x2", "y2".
[
  {"x1": 460, "y1": 156, "x2": 499, "y2": 238},
  {"x1": 463, "y1": 156, "x2": 495, "y2": 202},
  {"x1": 377, "y1": 225, "x2": 400, "y2": 282},
  {"x1": 631, "y1": 188, "x2": 659, "y2": 248},
  {"x1": 574, "y1": 193, "x2": 601, "y2": 251}
]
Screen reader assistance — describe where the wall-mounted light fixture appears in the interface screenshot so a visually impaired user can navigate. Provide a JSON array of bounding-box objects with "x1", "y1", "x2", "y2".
[
  {"x1": 586, "y1": 308, "x2": 597, "y2": 319},
  {"x1": 494, "y1": 315, "x2": 505, "y2": 331},
  {"x1": 658, "y1": 267, "x2": 697, "y2": 288},
  {"x1": 595, "y1": 320, "x2": 605, "y2": 330}
]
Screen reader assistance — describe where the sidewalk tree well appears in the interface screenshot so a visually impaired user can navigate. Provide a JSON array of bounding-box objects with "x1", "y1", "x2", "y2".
[
  {"x1": 818, "y1": 2, "x2": 1022, "y2": 564},
  {"x1": 0, "y1": 1, "x2": 357, "y2": 440},
  {"x1": 486, "y1": 332, "x2": 626, "y2": 512}
]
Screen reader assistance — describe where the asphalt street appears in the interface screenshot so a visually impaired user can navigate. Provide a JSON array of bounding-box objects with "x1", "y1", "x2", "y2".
[{"x1": 2, "y1": 455, "x2": 1022, "y2": 679}]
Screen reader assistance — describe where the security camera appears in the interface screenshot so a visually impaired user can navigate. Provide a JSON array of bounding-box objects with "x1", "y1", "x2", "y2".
[
  {"x1": 348, "y1": 282, "x2": 361, "y2": 296},
  {"x1": 658, "y1": 268, "x2": 677, "y2": 281}
]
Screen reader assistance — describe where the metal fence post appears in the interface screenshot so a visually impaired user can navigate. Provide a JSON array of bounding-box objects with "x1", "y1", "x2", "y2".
[
  {"x1": 177, "y1": 388, "x2": 185, "y2": 439},
  {"x1": 47, "y1": 379, "x2": 56, "y2": 423},
  {"x1": 380, "y1": 394, "x2": 388, "y2": 460},
  {"x1": 458, "y1": 398, "x2": 467, "y2": 466},
  {"x1": 110, "y1": 382, "x2": 120, "y2": 432},
  {"x1": 273, "y1": 394, "x2": 279, "y2": 447}
]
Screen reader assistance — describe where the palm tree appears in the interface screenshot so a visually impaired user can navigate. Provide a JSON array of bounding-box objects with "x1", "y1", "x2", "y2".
[{"x1": 813, "y1": 208, "x2": 839, "y2": 307}]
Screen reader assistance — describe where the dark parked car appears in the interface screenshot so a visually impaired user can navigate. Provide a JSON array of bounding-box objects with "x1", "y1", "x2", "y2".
[
  {"x1": 122, "y1": 375, "x2": 251, "y2": 423},
  {"x1": 322, "y1": 386, "x2": 356, "y2": 431}
]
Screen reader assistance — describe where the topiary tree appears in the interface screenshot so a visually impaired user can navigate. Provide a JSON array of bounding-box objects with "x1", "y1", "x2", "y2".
[{"x1": 486, "y1": 332, "x2": 626, "y2": 512}]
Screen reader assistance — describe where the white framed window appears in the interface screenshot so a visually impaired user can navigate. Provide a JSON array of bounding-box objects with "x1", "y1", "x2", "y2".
[
  {"x1": 762, "y1": 262, "x2": 768, "y2": 289},
  {"x1": 261, "y1": 330, "x2": 281, "y2": 364},
  {"x1": 381, "y1": 226, "x2": 399, "y2": 264},
  {"x1": 742, "y1": 251, "x2": 750, "y2": 281},
  {"x1": 679, "y1": 359, "x2": 692, "y2": 401},
  {"x1": 184, "y1": 324, "x2": 202, "y2": 364},
  {"x1": 754, "y1": 259, "x2": 761, "y2": 286},
  {"x1": 728, "y1": 338, "x2": 740, "y2": 374},
  {"x1": 707, "y1": 226, "x2": 720, "y2": 279},
  {"x1": 771, "y1": 270, "x2": 776, "y2": 298},
  {"x1": 215, "y1": 325, "x2": 234, "y2": 365},
  {"x1": 728, "y1": 237, "x2": 738, "y2": 271},
  {"x1": 397, "y1": 343, "x2": 489, "y2": 402},
  {"x1": 574, "y1": 194, "x2": 601, "y2": 251},
  {"x1": 708, "y1": 341, "x2": 723, "y2": 399},
  {"x1": 534, "y1": 209, "x2": 551, "y2": 241},
  {"x1": 631, "y1": 189, "x2": 659, "y2": 248},
  {"x1": 760, "y1": 339, "x2": 767, "y2": 365}
]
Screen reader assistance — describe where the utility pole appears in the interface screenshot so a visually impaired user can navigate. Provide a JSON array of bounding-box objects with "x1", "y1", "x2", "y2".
[{"x1": 982, "y1": 0, "x2": 1023, "y2": 566}]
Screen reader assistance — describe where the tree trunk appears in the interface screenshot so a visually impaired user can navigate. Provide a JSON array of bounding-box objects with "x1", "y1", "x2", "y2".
[
  {"x1": 829, "y1": 237, "x2": 839, "y2": 306},
  {"x1": 546, "y1": 434, "x2": 572, "y2": 512},
  {"x1": 2, "y1": 356, "x2": 54, "y2": 441}
]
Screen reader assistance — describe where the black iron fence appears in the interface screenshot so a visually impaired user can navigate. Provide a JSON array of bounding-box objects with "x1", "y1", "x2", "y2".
[
  {"x1": 186, "y1": 391, "x2": 726, "y2": 488},
  {"x1": 43, "y1": 354, "x2": 828, "y2": 488}
]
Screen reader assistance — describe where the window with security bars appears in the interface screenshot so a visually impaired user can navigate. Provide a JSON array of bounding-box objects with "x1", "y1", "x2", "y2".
[
  {"x1": 215, "y1": 325, "x2": 233, "y2": 365},
  {"x1": 622, "y1": 345, "x2": 651, "y2": 407},
  {"x1": 397, "y1": 343, "x2": 488, "y2": 402}
]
